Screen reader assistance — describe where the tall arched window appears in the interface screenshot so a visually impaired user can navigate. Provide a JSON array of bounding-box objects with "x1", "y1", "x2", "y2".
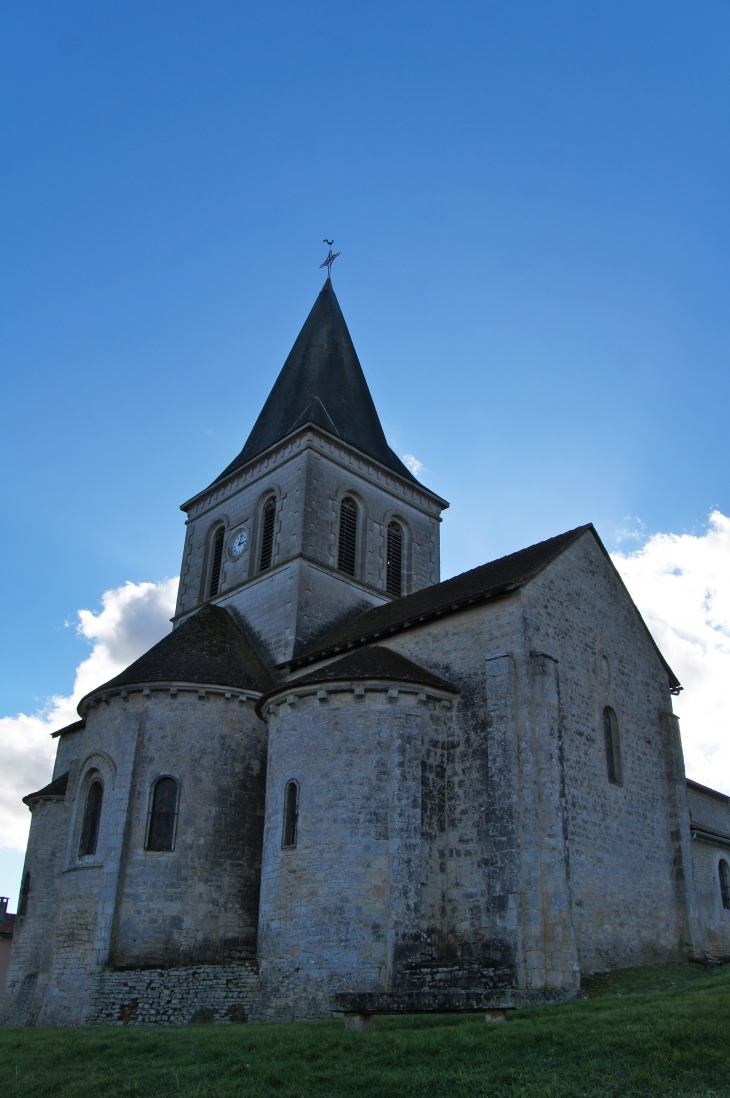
[
  {"x1": 282, "y1": 780, "x2": 299, "y2": 848},
  {"x1": 386, "y1": 521, "x2": 403, "y2": 597},
  {"x1": 146, "y1": 776, "x2": 180, "y2": 852},
  {"x1": 603, "y1": 706, "x2": 623, "y2": 786},
  {"x1": 79, "y1": 778, "x2": 103, "y2": 857},
  {"x1": 260, "y1": 497, "x2": 276, "y2": 571},
  {"x1": 338, "y1": 497, "x2": 358, "y2": 576},
  {"x1": 720, "y1": 859, "x2": 730, "y2": 911},
  {"x1": 17, "y1": 871, "x2": 30, "y2": 917},
  {"x1": 208, "y1": 526, "x2": 225, "y2": 598}
]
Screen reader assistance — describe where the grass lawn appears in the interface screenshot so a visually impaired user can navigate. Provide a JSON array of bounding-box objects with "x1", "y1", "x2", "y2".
[{"x1": 0, "y1": 963, "x2": 728, "y2": 1097}]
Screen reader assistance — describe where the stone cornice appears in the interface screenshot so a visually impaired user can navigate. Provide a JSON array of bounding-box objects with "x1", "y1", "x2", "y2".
[
  {"x1": 180, "y1": 424, "x2": 448, "y2": 522},
  {"x1": 257, "y1": 679, "x2": 455, "y2": 720},
  {"x1": 78, "y1": 681, "x2": 263, "y2": 718},
  {"x1": 171, "y1": 551, "x2": 391, "y2": 626}
]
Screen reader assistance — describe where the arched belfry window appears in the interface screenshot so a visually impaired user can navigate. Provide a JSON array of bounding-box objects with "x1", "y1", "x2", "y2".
[
  {"x1": 79, "y1": 778, "x2": 103, "y2": 857},
  {"x1": 208, "y1": 526, "x2": 225, "y2": 599},
  {"x1": 603, "y1": 706, "x2": 623, "y2": 786},
  {"x1": 282, "y1": 780, "x2": 299, "y2": 848},
  {"x1": 260, "y1": 497, "x2": 276, "y2": 572},
  {"x1": 146, "y1": 776, "x2": 179, "y2": 852},
  {"x1": 338, "y1": 497, "x2": 358, "y2": 576},
  {"x1": 386, "y1": 521, "x2": 404, "y2": 597},
  {"x1": 720, "y1": 859, "x2": 730, "y2": 911}
]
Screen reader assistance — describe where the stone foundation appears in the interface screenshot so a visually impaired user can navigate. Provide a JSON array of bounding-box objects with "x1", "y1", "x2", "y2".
[{"x1": 88, "y1": 962, "x2": 259, "y2": 1026}]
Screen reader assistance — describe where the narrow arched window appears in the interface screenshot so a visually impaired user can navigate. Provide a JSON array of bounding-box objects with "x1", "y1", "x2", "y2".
[
  {"x1": 146, "y1": 776, "x2": 179, "y2": 852},
  {"x1": 282, "y1": 780, "x2": 299, "y2": 848},
  {"x1": 208, "y1": 526, "x2": 225, "y2": 598},
  {"x1": 17, "y1": 871, "x2": 30, "y2": 917},
  {"x1": 338, "y1": 497, "x2": 358, "y2": 576},
  {"x1": 386, "y1": 521, "x2": 403, "y2": 597},
  {"x1": 79, "y1": 779, "x2": 103, "y2": 857},
  {"x1": 260, "y1": 497, "x2": 276, "y2": 571},
  {"x1": 603, "y1": 706, "x2": 623, "y2": 786},
  {"x1": 720, "y1": 859, "x2": 730, "y2": 911}
]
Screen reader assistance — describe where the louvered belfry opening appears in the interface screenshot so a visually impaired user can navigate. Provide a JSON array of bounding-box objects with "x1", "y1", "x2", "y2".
[
  {"x1": 386, "y1": 521, "x2": 403, "y2": 597},
  {"x1": 146, "y1": 776, "x2": 179, "y2": 852},
  {"x1": 208, "y1": 526, "x2": 225, "y2": 598},
  {"x1": 338, "y1": 497, "x2": 358, "y2": 576},
  {"x1": 260, "y1": 497, "x2": 277, "y2": 571}
]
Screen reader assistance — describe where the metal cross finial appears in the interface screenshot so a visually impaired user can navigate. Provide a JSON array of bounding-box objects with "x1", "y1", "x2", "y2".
[{"x1": 320, "y1": 241, "x2": 340, "y2": 278}]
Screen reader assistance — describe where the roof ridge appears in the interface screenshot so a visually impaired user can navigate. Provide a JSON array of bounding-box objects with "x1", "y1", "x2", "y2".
[{"x1": 287, "y1": 524, "x2": 594, "y2": 667}]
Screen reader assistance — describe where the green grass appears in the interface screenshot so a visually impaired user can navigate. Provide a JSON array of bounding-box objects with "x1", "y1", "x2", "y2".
[{"x1": 1, "y1": 963, "x2": 728, "y2": 1097}]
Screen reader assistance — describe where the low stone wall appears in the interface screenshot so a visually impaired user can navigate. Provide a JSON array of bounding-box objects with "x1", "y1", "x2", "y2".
[{"x1": 88, "y1": 962, "x2": 259, "y2": 1026}]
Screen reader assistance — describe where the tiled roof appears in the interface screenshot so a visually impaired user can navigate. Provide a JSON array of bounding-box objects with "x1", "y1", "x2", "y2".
[
  {"x1": 277, "y1": 645, "x2": 456, "y2": 697},
  {"x1": 51, "y1": 719, "x2": 85, "y2": 739},
  {"x1": 687, "y1": 779, "x2": 729, "y2": 803},
  {"x1": 78, "y1": 605, "x2": 274, "y2": 709},
  {"x1": 289, "y1": 523, "x2": 680, "y2": 691},
  {"x1": 23, "y1": 770, "x2": 69, "y2": 806},
  {"x1": 257, "y1": 645, "x2": 456, "y2": 716},
  {"x1": 290, "y1": 525, "x2": 593, "y2": 667},
  {"x1": 0, "y1": 913, "x2": 15, "y2": 936}
]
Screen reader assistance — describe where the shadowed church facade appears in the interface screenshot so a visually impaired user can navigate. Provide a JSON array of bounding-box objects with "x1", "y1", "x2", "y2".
[{"x1": 4, "y1": 279, "x2": 729, "y2": 1027}]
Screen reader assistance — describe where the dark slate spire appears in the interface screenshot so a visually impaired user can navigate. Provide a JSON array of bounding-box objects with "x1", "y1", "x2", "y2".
[{"x1": 212, "y1": 279, "x2": 418, "y2": 486}]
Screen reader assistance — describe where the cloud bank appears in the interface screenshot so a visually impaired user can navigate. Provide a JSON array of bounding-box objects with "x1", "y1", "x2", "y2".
[
  {"x1": 0, "y1": 578, "x2": 178, "y2": 851},
  {"x1": 612, "y1": 511, "x2": 730, "y2": 794}
]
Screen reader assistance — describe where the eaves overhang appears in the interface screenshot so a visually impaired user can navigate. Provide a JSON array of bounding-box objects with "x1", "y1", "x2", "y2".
[{"x1": 281, "y1": 582, "x2": 521, "y2": 671}]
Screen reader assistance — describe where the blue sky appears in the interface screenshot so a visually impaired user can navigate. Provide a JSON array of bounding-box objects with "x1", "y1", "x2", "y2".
[{"x1": 2, "y1": 0, "x2": 729, "y2": 719}]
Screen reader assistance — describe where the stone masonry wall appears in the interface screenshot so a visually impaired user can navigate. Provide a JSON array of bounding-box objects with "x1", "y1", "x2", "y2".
[
  {"x1": 3, "y1": 685, "x2": 269, "y2": 1026},
  {"x1": 521, "y1": 532, "x2": 698, "y2": 972},
  {"x1": 257, "y1": 681, "x2": 473, "y2": 1019},
  {"x1": 687, "y1": 785, "x2": 730, "y2": 957},
  {"x1": 0, "y1": 796, "x2": 68, "y2": 1025},
  {"x1": 376, "y1": 597, "x2": 580, "y2": 993},
  {"x1": 176, "y1": 431, "x2": 443, "y2": 663},
  {"x1": 88, "y1": 962, "x2": 259, "y2": 1026}
]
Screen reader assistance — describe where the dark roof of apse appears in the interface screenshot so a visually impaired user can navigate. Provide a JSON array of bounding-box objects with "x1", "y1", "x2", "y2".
[
  {"x1": 78, "y1": 605, "x2": 274, "y2": 709},
  {"x1": 257, "y1": 646, "x2": 457, "y2": 715},
  {"x1": 208, "y1": 279, "x2": 420, "y2": 488},
  {"x1": 51, "y1": 719, "x2": 85, "y2": 739},
  {"x1": 289, "y1": 523, "x2": 681, "y2": 690},
  {"x1": 290, "y1": 646, "x2": 457, "y2": 693},
  {"x1": 23, "y1": 770, "x2": 69, "y2": 805}
]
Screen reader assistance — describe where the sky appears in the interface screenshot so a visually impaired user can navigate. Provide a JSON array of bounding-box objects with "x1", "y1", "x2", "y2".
[{"x1": 1, "y1": 0, "x2": 729, "y2": 905}]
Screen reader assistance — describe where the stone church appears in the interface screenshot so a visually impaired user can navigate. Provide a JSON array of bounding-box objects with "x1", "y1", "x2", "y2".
[{"x1": 4, "y1": 278, "x2": 729, "y2": 1027}]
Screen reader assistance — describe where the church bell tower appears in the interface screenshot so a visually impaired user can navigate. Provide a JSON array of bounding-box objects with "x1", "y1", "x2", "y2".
[{"x1": 174, "y1": 277, "x2": 448, "y2": 666}]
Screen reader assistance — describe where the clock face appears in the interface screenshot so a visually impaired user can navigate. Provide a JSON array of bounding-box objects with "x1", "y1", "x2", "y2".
[{"x1": 231, "y1": 529, "x2": 248, "y2": 558}]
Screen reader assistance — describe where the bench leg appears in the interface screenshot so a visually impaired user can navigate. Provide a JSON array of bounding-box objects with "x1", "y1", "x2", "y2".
[{"x1": 344, "y1": 1012, "x2": 375, "y2": 1031}]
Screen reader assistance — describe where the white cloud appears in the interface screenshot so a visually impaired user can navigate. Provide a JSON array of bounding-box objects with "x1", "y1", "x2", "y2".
[
  {"x1": 403, "y1": 453, "x2": 425, "y2": 476},
  {"x1": 612, "y1": 511, "x2": 730, "y2": 795},
  {"x1": 0, "y1": 578, "x2": 178, "y2": 852}
]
